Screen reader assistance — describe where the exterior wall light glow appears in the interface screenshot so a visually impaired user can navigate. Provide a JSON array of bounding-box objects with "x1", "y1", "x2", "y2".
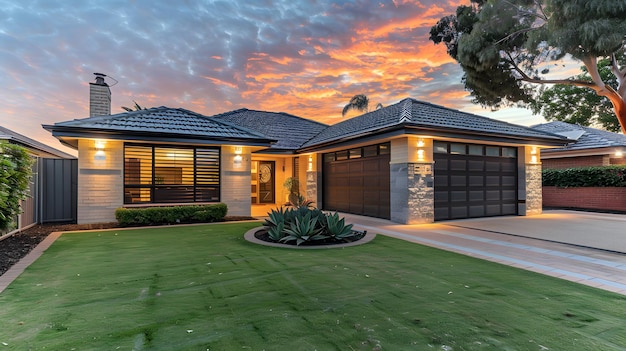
[
  {"x1": 530, "y1": 147, "x2": 538, "y2": 164},
  {"x1": 233, "y1": 147, "x2": 243, "y2": 166},
  {"x1": 417, "y1": 139, "x2": 425, "y2": 161},
  {"x1": 94, "y1": 140, "x2": 106, "y2": 161},
  {"x1": 417, "y1": 149, "x2": 425, "y2": 161},
  {"x1": 616, "y1": 150, "x2": 624, "y2": 157},
  {"x1": 308, "y1": 155, "x2": 313, "y2": 171}
]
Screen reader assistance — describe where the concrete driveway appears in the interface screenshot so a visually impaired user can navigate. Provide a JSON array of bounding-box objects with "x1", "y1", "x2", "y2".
[
  {"x1": 441, "y1": 210, "x2": 626, "y2": 254},
  {"x1": 342, "y1": 210, "x2": 626, "y2": 295}
]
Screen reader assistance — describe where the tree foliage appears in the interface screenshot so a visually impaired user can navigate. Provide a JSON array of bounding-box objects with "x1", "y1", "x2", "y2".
[
  {"x1": 121, "y1": 101, "x2": 147, "y2": 112},
  {"x1": 429, "y1": 0, "x2": 626, "y2": 133},
  {"x1": 531, "y1": 57, "x2": 623, "y2": 132},
  {"x1": 342, "y1": 94, "x2": 383, "y2": 117},
  {"x1": 0, "y1": 142, "x2": 34, "y2": 230}
]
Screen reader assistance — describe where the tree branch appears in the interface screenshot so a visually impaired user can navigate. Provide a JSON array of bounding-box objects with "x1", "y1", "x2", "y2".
[{"x1": 611, "y1": 53, "x2": 626, "y2": 100}]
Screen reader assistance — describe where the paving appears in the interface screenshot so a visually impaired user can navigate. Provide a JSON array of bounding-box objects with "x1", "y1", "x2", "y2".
[{"x1": 342, "y1": 210, "x2": 626, "y2": 296}]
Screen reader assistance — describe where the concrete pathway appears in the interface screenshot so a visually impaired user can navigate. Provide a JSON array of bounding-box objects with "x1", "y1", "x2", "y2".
[{"x1": 342, "y1": 210, "x2": 626, "y2": 296}]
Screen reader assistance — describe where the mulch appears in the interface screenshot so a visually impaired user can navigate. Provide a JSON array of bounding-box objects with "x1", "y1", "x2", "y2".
[{"x1": 0, "y1": 216, "x2": 257, "y2": 277}]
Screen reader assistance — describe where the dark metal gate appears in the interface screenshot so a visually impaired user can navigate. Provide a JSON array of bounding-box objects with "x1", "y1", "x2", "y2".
[{"x1": 41, "y1": 158, "x2": 78, "y2": 223}]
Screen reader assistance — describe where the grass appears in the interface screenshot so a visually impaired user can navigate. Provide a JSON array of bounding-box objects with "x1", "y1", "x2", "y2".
[{"x1": 0, "y1": 222, "x2": 625, "y2": 350}]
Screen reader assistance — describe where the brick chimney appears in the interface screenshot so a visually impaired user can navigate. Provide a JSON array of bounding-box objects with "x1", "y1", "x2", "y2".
[{"x1": 89, "y1": 73, "x2": 111, "y2": 117}]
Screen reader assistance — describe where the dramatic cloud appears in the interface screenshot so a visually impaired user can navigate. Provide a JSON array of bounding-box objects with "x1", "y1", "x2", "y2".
[{"x1": 0, "y1": 0, "x2": 547, "y2": 154}]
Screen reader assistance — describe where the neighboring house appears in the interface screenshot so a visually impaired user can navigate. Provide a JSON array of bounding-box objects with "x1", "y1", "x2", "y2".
[
  {"x1": 44, "y1": 93, "x2": 570, "y2": 224},
  {"x1": 532, "y1": 121, "x2": 626, "y2": 169},
  {"x1": 531, "y1": 121, "x2": 626, "y2": 213},
  {"x1": 0, "y1": 126, "x2": 76, "y2": 235}
]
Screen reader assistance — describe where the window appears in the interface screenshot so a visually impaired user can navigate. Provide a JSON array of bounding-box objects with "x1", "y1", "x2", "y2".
[
  {"x1": 124, "y1": 144, "x2": 220, "y2": 204},
  {"x1": 323, "y1": 142, "x2": 391, "y2": 163}
]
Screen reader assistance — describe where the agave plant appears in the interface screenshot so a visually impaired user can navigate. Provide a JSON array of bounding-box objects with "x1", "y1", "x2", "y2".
[
  {"x1": 264, "y1": 207, "x2": 287, "y2": 228},
  {"x1": 279, "y1": 211, "x2": 328, "y2": 246},
  {"x1": 325, "y1": 212, "x2": 356, "y2": 241},
  {"x1": 267, "y1": 221, "x2": 286, "y2": 241}
]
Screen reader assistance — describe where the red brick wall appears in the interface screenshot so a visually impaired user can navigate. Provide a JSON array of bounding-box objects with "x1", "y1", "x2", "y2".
[
  {"x1": 543, "y1": 187, "x2": 626, "y2": 212},
  {"x1": 609, "y1": 157, "x2": 626, "y2": 166},
  {"x1": 542, "y1": 155, "x2": 607, "y2": 169}
]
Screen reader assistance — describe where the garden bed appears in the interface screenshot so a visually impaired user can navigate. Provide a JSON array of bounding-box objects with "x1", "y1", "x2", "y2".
[{"x1": 244, "y1": 227, "x2": 375, "y2": 249}]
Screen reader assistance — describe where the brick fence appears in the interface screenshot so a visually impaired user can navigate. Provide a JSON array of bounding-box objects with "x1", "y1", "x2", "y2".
[{"x1": 543, "y1": 186, "x2": 626, "y2": 212}]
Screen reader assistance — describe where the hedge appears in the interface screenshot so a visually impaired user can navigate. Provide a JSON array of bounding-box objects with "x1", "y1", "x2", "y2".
[
  {"x1": 115, "y1": 203, "x2": 228, "y2": 226},
  {"x1": 542, "y1": 166, "x2": 626, "y2": 188}
]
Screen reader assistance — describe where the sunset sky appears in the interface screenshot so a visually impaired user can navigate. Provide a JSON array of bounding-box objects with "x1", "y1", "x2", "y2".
[{"x1": 0, "y1": 0, "x2": 573, "y2": 155}]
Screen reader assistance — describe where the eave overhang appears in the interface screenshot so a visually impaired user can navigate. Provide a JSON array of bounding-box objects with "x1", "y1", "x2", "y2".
[{"x1": 43, "y1": 125, "x2": 276, "y2": 149}]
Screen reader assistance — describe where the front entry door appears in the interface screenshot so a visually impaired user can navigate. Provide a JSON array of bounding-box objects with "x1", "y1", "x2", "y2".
[{"x1": 258, "y1": 161, "x2": 275, "y2": 203}]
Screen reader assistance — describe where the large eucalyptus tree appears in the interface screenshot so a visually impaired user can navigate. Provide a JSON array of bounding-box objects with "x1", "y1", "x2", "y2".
[{"x1": 430, "y1": 0, "x2": 626, "y2": 133}]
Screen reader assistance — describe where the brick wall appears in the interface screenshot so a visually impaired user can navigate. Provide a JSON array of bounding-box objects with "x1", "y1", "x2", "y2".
[
  {"x1": 543, "y1": 186, "x2": 626, "y2": 212},
  {"x1": 77, "y1": 139, "x2": 124, "y2": 224},
  {"x1": 542, "y1": 155, "x2": 607, "y2": 169}
]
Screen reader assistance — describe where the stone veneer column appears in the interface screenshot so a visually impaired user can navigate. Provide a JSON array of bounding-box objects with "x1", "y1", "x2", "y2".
[
  {"x1": 390, "y1": 163, "x2": 434, "y2": 224},
  {"x1": 390, "y1": 137, "x2": 434, "y2": 224},
  {"x1": 524, "y1": 163, "x2": 543, "y2": 215},
  {"x1": 305, "y1": 154, "x2": 321, "y2": 207}
]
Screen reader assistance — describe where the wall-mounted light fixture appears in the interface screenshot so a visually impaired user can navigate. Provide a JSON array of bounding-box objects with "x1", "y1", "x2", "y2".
[
  {"x1": 417, "y1": 139, "x2": 425, "y2": 161},
  {"x1": 530, "y1": 146, "x2": 538, "y2": 164},
  {"x1": 233, "y1": 146, "x2": 243, "y2": 166},
  {"x1": 308, "y1": 155, "x2": 313, "y2": 171},
  {"x1": 616, "y1": 149, "x2": 624, "y2": 158},
  {"x1": 94, "y1": 139, "x2": 106, "y2": 161}
]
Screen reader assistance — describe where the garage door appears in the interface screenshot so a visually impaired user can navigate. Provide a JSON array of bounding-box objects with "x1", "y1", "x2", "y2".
[
  {"x1": 323, "y1": 143, "x2": 390, "y2": 219},
  {"x1": 434, "y1": 141, "x2": 518, "y2": 220}
]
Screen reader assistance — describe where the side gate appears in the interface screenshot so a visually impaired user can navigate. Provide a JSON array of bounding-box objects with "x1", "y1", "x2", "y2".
[{"x1": 41, "y1": 158, "x2": 78, "y2": 223}]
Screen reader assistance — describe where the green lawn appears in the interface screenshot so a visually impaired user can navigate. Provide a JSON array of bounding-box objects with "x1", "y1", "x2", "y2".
[{"x1": 1, "y1": 222, "x2": 625, "y2": 350}]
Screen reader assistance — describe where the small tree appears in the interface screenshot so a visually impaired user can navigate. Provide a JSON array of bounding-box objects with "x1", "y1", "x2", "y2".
[
  {"x1": 342, "y1": 94, "x2": 384, "y2": 117},
  {"x1": 0, "y1": 142, "x2": 34, "y2": 230}
]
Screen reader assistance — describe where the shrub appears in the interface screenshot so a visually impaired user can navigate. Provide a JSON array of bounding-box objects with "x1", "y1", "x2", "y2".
[
  {"x1": 0, "y1": 142, "x2": 34, "y2": 230},
  {"x1": 279, "y1": 211, "x2": 327, "y2": 245},
  {"x1": 542, "y1": 166, "x2": 626, "y2": 187},
  {"x1": 325, "y1": 212, "x2": 356, "y2": 241},
  {"x1": 263, "y1": 207, "x2": 359, "y2": 246},
  {"x1": 115, "y1": 203, "x2": 228, "y2": 226}
]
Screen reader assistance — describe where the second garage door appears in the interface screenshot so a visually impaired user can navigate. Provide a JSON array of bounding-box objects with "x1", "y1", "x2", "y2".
[
  {"x1": 433, "y1": 141, "x2": 518, "y2": 221},
  {"x1": 323, "y1": 143, "x2": 390, "y2": 219}
]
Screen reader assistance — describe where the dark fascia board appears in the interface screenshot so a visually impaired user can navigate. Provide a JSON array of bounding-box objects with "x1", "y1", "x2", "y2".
[
  {"x1": 298, "y1": 124, "x2": 569, "y2": 153},
  {"x1": 44, "y1": 126, "x2": 276, "y2": 149}
]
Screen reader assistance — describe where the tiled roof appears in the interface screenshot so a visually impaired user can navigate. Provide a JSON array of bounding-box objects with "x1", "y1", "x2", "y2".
[
  {"x1": 302, "y1": 98, "x2": 566, "y2": 147},
  {"x1": 0, "y1": 125, "x2": 74, "y2": 158},
  {"x1": 47, "y1": 107, "x2": 272, "y2": 142},
  {"x1": 532, "y1": 121, "x2": 626, "y2": 151},
  {"x1": 210, "y1": 109, "x2": 328, "y2": 150}
]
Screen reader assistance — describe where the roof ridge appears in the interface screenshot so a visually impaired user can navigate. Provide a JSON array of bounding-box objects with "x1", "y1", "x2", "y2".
[{"x1": 398, "y1": 99, "x2": 412, "y2": 123}]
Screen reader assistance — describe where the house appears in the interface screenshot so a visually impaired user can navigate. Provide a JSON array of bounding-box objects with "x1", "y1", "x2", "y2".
[
  {"x1": 532, "y1": 121, "x2": 626, "y2": 213},
  {"x1": 43, "y1": 76, "x2": 570, "y2": 225},
  {"x1": 0, "y1": 126, "x2": 76, "y2": 235},
  {"x1": 532, "y1": 121, "x2": 626, "y2": 169}
]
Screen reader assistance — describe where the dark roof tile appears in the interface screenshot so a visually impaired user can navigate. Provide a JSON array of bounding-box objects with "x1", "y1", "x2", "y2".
[
  {"x1": 532, "y1": 121, "x2": 626, "y2": 151},
  {"x1": 211, "y1": 108, "x2": 328, "y2": 150}
]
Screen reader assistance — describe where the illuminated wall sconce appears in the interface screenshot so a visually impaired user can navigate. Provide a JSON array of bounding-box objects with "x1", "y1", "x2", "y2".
[
  {"x1": 417, "y1": 139, "x2": 425, "y2": 161},
  {"x1": 94, "y1": 139, "x2": 106, "y2": 161},
  {"x1": 530, "y1": 147, "x2": 538, "y2": 164},
  {"x1": 308, "y1": 155, "x2": 313, "y2": 171},
  {"x1": 616, "y1": 149, "x2": 624, "y2": 158},
  {"x1": 233, "y1": 147, "x2": 243, "y2": 166}
]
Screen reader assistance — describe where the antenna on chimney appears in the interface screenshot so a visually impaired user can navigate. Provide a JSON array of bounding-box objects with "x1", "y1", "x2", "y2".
[
  {"x1": 90, "y1": 73, "x2": 114, "y2": 117},
  {"x1": 92, "y1": 72, "x2": 118, "y2": 87}
]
